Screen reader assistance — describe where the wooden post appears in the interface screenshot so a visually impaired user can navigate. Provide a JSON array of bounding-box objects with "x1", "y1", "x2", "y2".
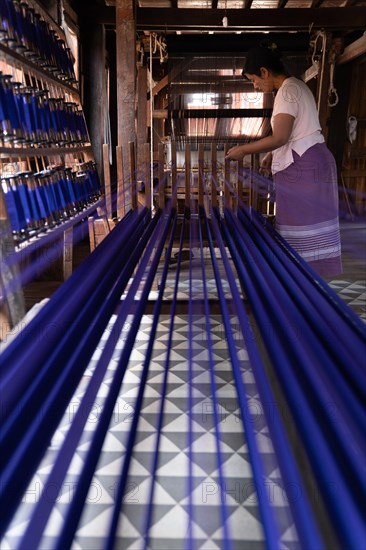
[
  {"x1": 171, "y1": 141, "x2": 177, "y2": 209},
  {"x1": 224, "y1": 143, "x2": 231, "y2": 210},
  {"x1": 103, "y1": 143, "x2": 112, "y2": 218},
  {"x1": 116, "y1": 0, "x2": 136, "y2": 189},
  {"x1": 129, "y1": 141, "x2": 137, "y2": 210},
  {"x1": 153, "y1": 93, "x2": 165, "y2": 153},
  {"x1": 136, "y1": 64, "x2": 148, "y2": 179},
  {"x1": 116, "y1": 144, "x2": 125, "y2": 218},
  {"x1": 185, "y1": 143, "x2": 191, "y2": 213},
  {"x1": 88, "y1": 216, "x2": 111, "y2": 252},
  {"x1": 88, "y1": 216, "x2": 96, "y2": 252},
  {"x1": 198, "y1": 143, "x2": 204, "y2": 211},
  {"x1": 232, "y1": 160, "x2": 238, "y2": 215},
  {"x1": 251, "y1": 153, "x2": 260, "y2": 211},
  {"x1": 237, "y1": 157, "x2": 243, "y2": 211},
  {"x1": 158, "y1": 143, "x2": 165, "y2": 210},
  {"x1": 0, "y1": 219, "x2": 25, "y2": 333},
  {"x1": 63, "y1": 227, "x2": 73, "y2": 280},
  {"x1": 143, "y1": 142, "x2": 152, "y2": 210},
  {"x1": 211, "y1": 143, "x2": 217, "y2": 210}
]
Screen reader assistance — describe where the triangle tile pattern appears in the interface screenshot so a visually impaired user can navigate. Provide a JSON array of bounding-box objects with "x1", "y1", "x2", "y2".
[
  {"x1": 328, "y1": 279, "x2": 366, "y2": 323},
  {"x1": 4, "y1": 301, "x2": 314, "y2": 550}
]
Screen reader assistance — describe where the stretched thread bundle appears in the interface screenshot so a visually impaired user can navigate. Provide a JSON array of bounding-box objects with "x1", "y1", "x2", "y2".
[{"x1": 0, "y1": 198, "x2": 365, "y2": 549}]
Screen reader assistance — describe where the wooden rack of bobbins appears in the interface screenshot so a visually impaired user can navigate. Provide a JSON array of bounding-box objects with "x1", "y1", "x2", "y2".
[{"x1": 0, "y1": 0, "x2": 105, "y2": 337}]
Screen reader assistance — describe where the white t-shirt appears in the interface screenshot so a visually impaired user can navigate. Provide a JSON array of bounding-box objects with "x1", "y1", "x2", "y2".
[{"x1": 271, "y1": 76, "x2": 324, "y2": 174}]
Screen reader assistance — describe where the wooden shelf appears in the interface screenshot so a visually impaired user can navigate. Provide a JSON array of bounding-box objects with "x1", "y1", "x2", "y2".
[
  {"x1": 0, "y1": 0, "x2": 100, "y2": 331},
  {"x1": 0, "y1": 43, "x2": 79, "y2": 98},
  {"x1": 13, "y1": 198, "x2": 105, "y2": 258}
]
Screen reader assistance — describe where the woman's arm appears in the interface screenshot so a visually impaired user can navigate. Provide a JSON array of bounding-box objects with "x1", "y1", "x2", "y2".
[{"x1": 225, "y1": 113, "x2": 295, "y2": 161}]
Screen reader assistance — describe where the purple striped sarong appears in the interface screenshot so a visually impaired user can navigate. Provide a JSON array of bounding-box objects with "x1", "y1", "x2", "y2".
[{"x1": 274, "y1": 143, "x2": 342, "y2": 277}]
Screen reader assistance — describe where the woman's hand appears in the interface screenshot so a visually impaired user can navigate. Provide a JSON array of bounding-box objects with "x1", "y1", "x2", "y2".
[
  {"x1": 259, "y1": 152, "x2": 272, "y2": 177},
  {"x1": 225, "y1": 145, "x2": 248, "y2": 161}
]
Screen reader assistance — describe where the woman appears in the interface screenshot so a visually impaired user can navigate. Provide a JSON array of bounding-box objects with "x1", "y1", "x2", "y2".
[{"x1": 226, "y1": 42, "x2": 342, "y2": 277}]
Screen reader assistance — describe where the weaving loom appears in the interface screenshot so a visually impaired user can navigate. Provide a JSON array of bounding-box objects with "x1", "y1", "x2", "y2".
[
  {"x1": 1, "y1": 22, "x2": 365, "y2": 547},
  {"x1": 1, "y1": 162, "x2": 365, "y2": 548}
]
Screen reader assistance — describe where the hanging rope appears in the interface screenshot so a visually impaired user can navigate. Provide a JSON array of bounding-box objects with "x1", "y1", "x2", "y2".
[
  {"x1": 310, "y1": 31, "x2": 339, "y2": 109},
  {"x1": 311, "y1": 30, "x2": 327, "y2": 113},
  {"x1": 328, "y1": 48, "x2": 339, "y2": 107},
  {"x1": 152, "y1": 33, "x2": 168, "y2": 64}
]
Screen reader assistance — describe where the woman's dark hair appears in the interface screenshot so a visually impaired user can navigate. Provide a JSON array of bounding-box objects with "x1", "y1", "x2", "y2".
[{"x1": 243, "y1": 40, "x2": 288, "y2": 77}]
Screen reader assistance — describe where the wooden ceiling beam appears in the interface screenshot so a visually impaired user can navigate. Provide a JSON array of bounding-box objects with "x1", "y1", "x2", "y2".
[
  {"x1": 136, "y1": 7, "x2": 366, "y2": 31},
  {"x1": 151, "y1": 57, "x2": 194, "y2": 96},
  {"x1": 168, "y1": 82, "x2": 255, "y2": 93},
  {"x1": 164, "y1": 33, "x2": 310, "y2": 55},
  {"x1": 171, "y1": 74, "x2": 247, "y2": 83},
  {"x1": 337, "y1": 32, "x2": 366, "y2": 64},
  {"x1": 153, "y1": 107, "x2": 272, "y2": 118}
]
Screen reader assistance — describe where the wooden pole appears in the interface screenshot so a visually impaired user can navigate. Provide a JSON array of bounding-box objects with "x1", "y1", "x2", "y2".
[
  {"x1": 198, "y1": 143, "x2": 204, "y2": 211},
  {"x1": 185, "y1": 143, "x2": 191, "y2": 214},
  {"x1": 211, "y1": 143, "x2": 217, "y2": 210},
  {"x1": 143, "y1": 142, "x2": 152, "y2": 209},
  {"x1": 158, "y1": 143, "x2": 165, "y2": 210},
  {"x1": 171, "y1": 141, "x2": 177, "y2": 210},
  {"x1": 251, "y1": 153, "x2": 260, "y2": 211},
  {"x1": 103, "y1": 143, "x2": 112, "y2": 218},
  {"x1": 116, "y1": 144, "x2": 125, "y2": 218},
  {"x1": 116, "y1": 0, "x2": 136, "y2": 188},
  {"x1": 63, "y1": 227, "x2": 73, "y2": 280},
  {"x1": 232, "y1": 159, "x2": 238, "y2": 215},
  {"x1": 136, "y1": 64, "x2": 148, "y2": 179},
  {"x1": 224, "y1": 143, "x2": 231, "y2": 210},
  {"x1": 237, "y1": 157, "x2": 243, "y2": 212},
  {"x1": 0, "y1": 195, "x2": 25, "y2": 333},
  {"x1": 129, "y1": 141, "x2": 137, "y2": 210}
]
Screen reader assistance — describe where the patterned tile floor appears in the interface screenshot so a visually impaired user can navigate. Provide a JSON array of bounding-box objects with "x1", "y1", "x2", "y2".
[
  {"x1": 327, "y1": 280, "x2": 366, "y2": 323},
  {"x1": 1, "y1": 221, "x2": 365, "y2": 550},
  {"x1": 2, "y1": 306, "x2": 301, "y2": 550},
  {"x1": 326, "y1": 220, "x2": 366, "y2": 323}
]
